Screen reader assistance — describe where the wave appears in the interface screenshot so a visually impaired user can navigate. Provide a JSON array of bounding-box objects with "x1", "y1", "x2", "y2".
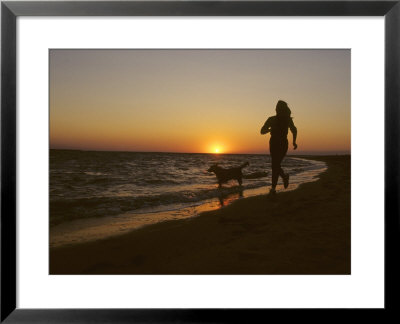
[
  {"x1": 83, "y1": 171, "x2": 110, "y2": 176},
  {"x1": 50, "y1": 181, "x2": 268, "y2": 225},
  {"x1": 143, "y1": 179, "x2": 182, "y2": 185},
  {"x1": 243, "y1": 171, "x2": 269, "y2": 179}
]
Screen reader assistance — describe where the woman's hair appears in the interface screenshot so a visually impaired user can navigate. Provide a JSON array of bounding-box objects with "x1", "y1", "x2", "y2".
[
  {"x1": 275, "y1": 100, "x2": 292, "y2": 128},
  {"x1": 276, "y1": 100, "x2": 291, "y2": 117}
]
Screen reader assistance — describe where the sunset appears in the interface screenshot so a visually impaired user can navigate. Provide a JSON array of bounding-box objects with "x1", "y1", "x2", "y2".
[
  {"x1": 50, "y1": 49, "x2": 350, "y2": 275},
  {"x1": 50, "y1": 49, "x2": 350, "y2": 154}
]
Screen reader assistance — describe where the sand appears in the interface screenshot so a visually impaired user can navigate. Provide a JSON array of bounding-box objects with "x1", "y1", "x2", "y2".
[{"x1": 50, "y1": 155, "x2": 350, "y2": 275}]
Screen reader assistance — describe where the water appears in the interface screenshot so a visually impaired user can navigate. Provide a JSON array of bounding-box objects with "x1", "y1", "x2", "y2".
[{"x1": 50, "y1": 150, "x2": 326, "y2": 247}]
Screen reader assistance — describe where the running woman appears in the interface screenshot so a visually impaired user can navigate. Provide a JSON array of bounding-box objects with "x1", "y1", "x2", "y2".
[{"x1": 260, "y1": 100, "x2": 297, "y2": 194}]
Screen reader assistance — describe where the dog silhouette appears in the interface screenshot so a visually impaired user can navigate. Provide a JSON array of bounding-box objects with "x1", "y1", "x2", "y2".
[{"x1": 208, "y1": 162, "x2": 249, "y2": 187}]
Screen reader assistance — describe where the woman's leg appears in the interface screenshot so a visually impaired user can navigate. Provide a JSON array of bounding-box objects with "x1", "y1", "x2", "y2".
[
  {"x1": 270, "y1": 142, "x2": 280, "y2": 190},
  {"x1": 278, "y1": 139, "x2": 289, "y2": 180},
  {"x1": 270, "y1": 139, "x2": 288, "y2": 190},
  {"x1": 278, "y1": 166, "x2": 285, "y2": 178},
  {"x1": 271, "y1": 156, "x2": 279, "y2": 190},
  {"x1": 272, "y1": 153, "x2": 285, "y2": 187}
]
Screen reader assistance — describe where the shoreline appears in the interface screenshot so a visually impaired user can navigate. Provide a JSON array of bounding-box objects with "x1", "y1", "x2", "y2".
[
  {"x1": 50, "y1": 156, "x2": 326, "y2": 248},
  {"x1": 50, "y1": 155, "x2": 350, "y2": 274}
]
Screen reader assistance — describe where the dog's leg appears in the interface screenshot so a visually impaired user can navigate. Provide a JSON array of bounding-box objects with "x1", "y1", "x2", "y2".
[{"x1": 237, "y1": 177, "x2": 242, "y2": 186}]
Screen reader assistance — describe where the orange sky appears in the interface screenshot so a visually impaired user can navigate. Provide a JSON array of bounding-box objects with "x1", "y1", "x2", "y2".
[{"x1": 50, "y1": 49, "x2": 350, "y2": 154}]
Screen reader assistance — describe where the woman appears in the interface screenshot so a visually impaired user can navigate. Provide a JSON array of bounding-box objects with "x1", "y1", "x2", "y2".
[{"x1": 260, "y1": 100, "x2": 297, "y2": 194}]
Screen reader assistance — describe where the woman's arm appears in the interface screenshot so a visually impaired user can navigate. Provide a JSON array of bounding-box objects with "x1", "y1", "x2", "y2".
[
  {"x1": 289, "y1": 118, "x2": 298, "y2": 149},
  {"x1": 260, "y1": 118, "x2": 272, "y2": 134}
]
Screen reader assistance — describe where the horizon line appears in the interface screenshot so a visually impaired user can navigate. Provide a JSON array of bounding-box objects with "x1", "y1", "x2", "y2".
[{"x1": 50, "y1": 148, "x2": 351, "y2": 156}]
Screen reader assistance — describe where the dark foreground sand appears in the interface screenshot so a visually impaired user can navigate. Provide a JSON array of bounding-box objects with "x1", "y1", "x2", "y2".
[{"x1": 50, "y1": 156, "x2": 350, "y2": 274}]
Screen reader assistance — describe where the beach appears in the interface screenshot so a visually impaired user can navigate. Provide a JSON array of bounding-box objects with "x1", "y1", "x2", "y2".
[{"x1": 50, "y1": 155, "x2": 350, "y2": 275}]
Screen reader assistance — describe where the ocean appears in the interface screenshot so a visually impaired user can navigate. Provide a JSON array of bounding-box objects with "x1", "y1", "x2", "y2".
[{"x1": 50, "y1": 150, "x2": 326, "y2": 247}]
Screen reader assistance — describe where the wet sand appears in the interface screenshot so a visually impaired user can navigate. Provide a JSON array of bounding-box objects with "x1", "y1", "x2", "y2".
[{"x1": 50, "y1": 155, "x2": 350, "y2": 275}]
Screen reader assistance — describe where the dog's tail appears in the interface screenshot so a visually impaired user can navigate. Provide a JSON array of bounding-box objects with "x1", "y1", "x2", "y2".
[{"x1": 240, "y1": 162, "x2": 250, "y2": 169}]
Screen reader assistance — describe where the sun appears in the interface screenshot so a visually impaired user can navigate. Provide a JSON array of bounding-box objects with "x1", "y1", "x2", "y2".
[{"x1": 207, "y1": 143, "x2": 225, "y2": 154}]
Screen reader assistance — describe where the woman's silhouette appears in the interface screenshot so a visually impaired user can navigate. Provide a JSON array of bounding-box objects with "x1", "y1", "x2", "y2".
[{"x1": 260, "y1": 100, "x2": 297, "y2": 194}]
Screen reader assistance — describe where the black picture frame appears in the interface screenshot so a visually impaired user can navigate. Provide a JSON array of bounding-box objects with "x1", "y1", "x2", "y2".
[{"x1": 1, "y1": 0, "x2": 399, "y2": 322}]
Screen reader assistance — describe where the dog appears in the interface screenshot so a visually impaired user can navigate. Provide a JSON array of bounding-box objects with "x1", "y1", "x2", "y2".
[{"x1": 207, "y1": 162, "x2": 249, "y2": 188}]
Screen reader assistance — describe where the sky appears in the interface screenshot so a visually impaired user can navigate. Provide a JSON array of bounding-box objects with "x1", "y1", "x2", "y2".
[{"x1": 50, "y1": 49, "x2": 350, "y2": 154}]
